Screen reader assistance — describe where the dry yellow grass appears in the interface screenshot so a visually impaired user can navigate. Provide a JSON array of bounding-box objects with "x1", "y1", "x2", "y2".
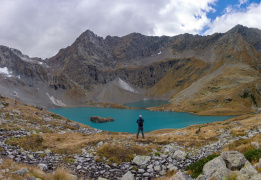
[{"x1": 0, "y1": 158, "x2": 75, "y2": 180}]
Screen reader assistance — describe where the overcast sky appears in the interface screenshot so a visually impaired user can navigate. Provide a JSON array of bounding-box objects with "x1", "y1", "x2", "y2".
[{"x1": 0, "y1": 0, "x2": 261, "y2": 59}]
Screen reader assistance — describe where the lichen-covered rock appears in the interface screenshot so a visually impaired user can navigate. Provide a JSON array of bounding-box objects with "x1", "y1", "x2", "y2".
[
  {"x1": 132, "y1": 155, "x2": 151, "y2": 166},
  {"x1": 250, "y1": 174, "x2": 261, "y2": 180},
  {"x1": 203, "y1": 156, "x2": 230, "y2": 179},
  {"x1": 236, "y1": 161, "x2": 258, "y2": 180},
  {"x1": 170, "y1": 171, "x2": 193, "y2": 180},
  {"x1": 196, "y1": 174, "x2": 206, "y2": 180},
  {"x1": 121, "y1": 171, "x2": 135, "y2": 180},
  {"x1": 221, "y1": 151, "x2": 247, "y2": 170},
  {"x1": 173, "y1": 150, "x2": 187, "y2": 160},
  {"x1": 90, "y1": 116, "x2": 115, "y2": 123}
]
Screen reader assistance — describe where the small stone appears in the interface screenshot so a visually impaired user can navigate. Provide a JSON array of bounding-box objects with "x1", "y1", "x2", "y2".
[
  {"x1": 154, "y1": 165, "x2": 161, "y2": 172},
  {"x1": 98, "y1": 178, "x2": 107, "y2": 180},
  {"x1": 251, "y1": 142, "x2": 260, "y2": 149},
  {"x1": 97, "y1": 141, "x2": 104, "y2": 147},
  {"x1": 132, "y1": 156, "x2": 151, "y2": 166},
  {"x1": 170, "y1": 171, "x2": 193, "y2": 180},
  {"x1": 143, "y1": 173, "x2": 150, "y2": 177},
  {"x1": 43, "y1": 117, "x2": 52, "y2": 121},
  {"x1": 37, "y1": 163, "x2": 48, "y2": 171},
  {"x1": 172, "y1": 150, "x2": 187, "y2": 160},
  {"x1": 138, "y1": 169, "x2": 145, "y2": 173},
  {"x1": 12, "y1": 110, "x2": 21, "y2": 115},
  {"x1": 44, "y1": 149, "x2": 51, "y2": 154},
  {"x1": 121, "y1": 171, "x2": 135, "y2": 180},
  {"x1": 12, "y1": 168, "x2": 29, "y2": 176}
]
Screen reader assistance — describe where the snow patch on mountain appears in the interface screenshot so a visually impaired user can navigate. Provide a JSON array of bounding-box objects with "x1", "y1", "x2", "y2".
[
  {"x1": 118, "y1": 78, "x2": 139, "y2": 93},
  {"x1": 0, "y1": 67, "x2": 9, "y2": 74},
  {"x1": 0, "y1": 67, "x2": 13, "y2": 77},
  {"x1": 46, "y1": 93, "x2": 67, "y2": 107}
]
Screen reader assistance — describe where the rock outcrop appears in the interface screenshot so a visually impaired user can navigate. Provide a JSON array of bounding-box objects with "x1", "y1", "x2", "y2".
[
  {"x1": 1, "y1": 25, "x2": 261, "y2": 115},
  {"x1": 198, "y1": 151, "x2": 260, "y2": 180},
  {"x1": 90, "y1": 116, "x2": 115, "y2": 123}
]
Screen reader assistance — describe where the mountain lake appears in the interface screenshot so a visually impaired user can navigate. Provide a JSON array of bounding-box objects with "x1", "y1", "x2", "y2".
[{"x1": 49, "y1": 100, "x2": 234, "y2": 133}]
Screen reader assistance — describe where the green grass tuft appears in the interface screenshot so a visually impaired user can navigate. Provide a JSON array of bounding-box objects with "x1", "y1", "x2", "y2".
[{"x1": 244, "y1": 148, "x2": 261, "y2": 163}]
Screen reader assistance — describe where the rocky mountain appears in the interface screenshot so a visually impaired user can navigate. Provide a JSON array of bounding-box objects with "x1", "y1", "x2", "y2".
[{"x1": 1, "y1": 25, "x2": 261, "y2": 115}]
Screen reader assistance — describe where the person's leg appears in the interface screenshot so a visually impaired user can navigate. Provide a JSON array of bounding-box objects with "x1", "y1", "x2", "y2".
[
  {"x1": 137, "y1": 127, "x2": 140, "y2": 138},
  {"x1": 141, "y1": 127, "x2": 144, "y2": 138}
]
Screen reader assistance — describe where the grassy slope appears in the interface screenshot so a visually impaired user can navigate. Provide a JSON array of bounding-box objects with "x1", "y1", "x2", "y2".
[{"x1": 2, "y1": 95, "x2": 261, "y2": 179}]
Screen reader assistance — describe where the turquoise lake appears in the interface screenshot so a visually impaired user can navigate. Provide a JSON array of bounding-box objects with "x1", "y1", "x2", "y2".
[{"x1": 49, "y1": 101, "x2": 233, "y2": 133}]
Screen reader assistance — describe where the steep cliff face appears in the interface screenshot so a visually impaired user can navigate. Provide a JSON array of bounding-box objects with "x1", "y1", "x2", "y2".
[{"x1": 1, "y1": 25, "x2": 261, "y2": 115}]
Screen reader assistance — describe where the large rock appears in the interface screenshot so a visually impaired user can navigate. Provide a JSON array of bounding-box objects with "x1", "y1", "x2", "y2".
[
  {"x1": 203, "y1": 156, "x2": 230, "y2": 179},
  {"x1": 173, "y1": 150, "x2": 187, "y2": 160},
  {"x1": 170, "y1": 171, "x2": 193, "y2": 180},
  {"x1": 221, "y1": 151, "x2": 247, "y2": 170},
  {"x1": 132, "y1": 155, "x2": 151, "y2": 166},
  {"x1": 236, "y1": 161, "x2": 258, "y2": 180},
  {"x1": 121, "y1": 171, "x2": 135, "y2": 180},
  {"x1": 90, "y1": 116, "x2": 115, "y2": 123}
]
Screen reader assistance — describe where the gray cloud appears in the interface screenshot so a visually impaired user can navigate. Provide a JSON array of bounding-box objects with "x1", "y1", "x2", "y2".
[{"x1": 0, "y1": 0, "x2": 216, "y2": 58}]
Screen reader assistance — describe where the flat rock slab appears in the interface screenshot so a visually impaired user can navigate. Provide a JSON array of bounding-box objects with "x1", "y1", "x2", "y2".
[{"x1": 90, "y1": 116, "x2": 115, "y2": 123}]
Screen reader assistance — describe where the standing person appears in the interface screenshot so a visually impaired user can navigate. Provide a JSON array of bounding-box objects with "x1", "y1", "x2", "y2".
[{"x1": 137, "y1": 115, "x2": 144, "y2": 139}]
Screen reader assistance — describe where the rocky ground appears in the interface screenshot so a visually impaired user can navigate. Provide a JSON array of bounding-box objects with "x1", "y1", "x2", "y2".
[{"x1": 1, "y1": 95, "x2": 261, "y2": 180}]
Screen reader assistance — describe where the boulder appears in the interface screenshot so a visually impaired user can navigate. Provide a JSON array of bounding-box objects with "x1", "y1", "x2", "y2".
[
  {"x1": 90, "y1": 116, "x2": 115, "y2": 123},
  {"x1": 236, "y1": 161, "x2": 258, "y2": 180},
  {"x1": 132, "y1": 155, "x2": 151, "y2": 166},
  {"x1": 121, "y1": 171, "x2": 135, "y2": 180},
  {"x1": 170, "y1": 171, "x2": 193, "y2": 180},
  {"x1": 173, "y1": 150, "x2": 187, "y2": 160},
  {"x1": 221, "y1": 151, "x2": 247, "y2": 170},
  {"x1": 203, "y1": 156, "x2": 230, "y2": 179}
]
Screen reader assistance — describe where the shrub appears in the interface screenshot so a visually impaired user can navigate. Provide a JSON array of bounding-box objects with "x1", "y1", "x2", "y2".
[
  {"x1": 244, "y1": 148, "x2": 261, "y2": 163},
  {"x1": 185, "y1": 153, "x2": 219, "y2": 178},
  {"x1": 51, "y1": 113, "x2": 62, "y2": 119}
]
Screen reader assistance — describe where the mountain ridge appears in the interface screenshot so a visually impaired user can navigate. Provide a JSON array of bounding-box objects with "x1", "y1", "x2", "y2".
[{"x1": 1, "y1": 24, "x2": 261, "y2": 115}]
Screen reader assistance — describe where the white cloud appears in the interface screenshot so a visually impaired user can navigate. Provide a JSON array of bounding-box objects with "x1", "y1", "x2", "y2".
[
  {"x1": 204, "y1": 2, "x2": 261, "y2": 35},
  {"x1": 0, "y1": 0, "x2": 217, "y2": 59},
  {"x1": 238, "y1": 0, "x2": 248, "y2": 7}
]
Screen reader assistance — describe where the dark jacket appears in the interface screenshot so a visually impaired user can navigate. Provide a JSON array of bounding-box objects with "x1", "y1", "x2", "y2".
[{"x1": 137, "y1": 118, "x2": 144, "y2": 127}]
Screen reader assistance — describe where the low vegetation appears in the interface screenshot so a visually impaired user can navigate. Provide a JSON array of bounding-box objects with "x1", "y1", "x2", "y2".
[
  {"x1": 185, "y1": 153, "x2": 219, "y2": 178},
  {"x1": 244, "y1": 149, "x2": 261, "y2": 163},
  {"x1": 0, "y1": 158, "x2": 75, "y2": 180},
  {"x1": 5, "y1": 134, "x2": 45, "y2": 151},
  {"x1": 97, "y1": 144, "x2": 150, "y2": 164}
]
